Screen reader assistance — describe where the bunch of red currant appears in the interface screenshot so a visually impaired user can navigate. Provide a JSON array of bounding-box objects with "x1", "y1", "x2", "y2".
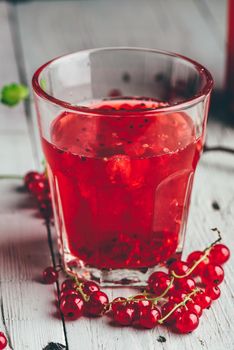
[
  {"x1": 0, "y1": 332, "x2": 7, "y2": 350},
  {"x1": 24, "y1": 171, "x2": 52, "y2": 219},
  {"x1": 42, "y1": 230, "x2": 230, "y2": 334}
]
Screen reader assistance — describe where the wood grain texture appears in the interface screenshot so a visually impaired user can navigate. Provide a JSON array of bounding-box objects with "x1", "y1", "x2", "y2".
[
  {"x1": 0, "y1": 180, "x2": 67, "y2": 349},
  {"x1": 0, "y1": 1, "x2": 67, "y2": 349},
  {"x1": 0, "y1": 2, "x2": 35, "y2": 175},
  {"x1": 16, "y1": 0, "x2": 225, "y2": 88},
  {"x1": 1, "y1": 0, "x2": 234, "y2": 349}
]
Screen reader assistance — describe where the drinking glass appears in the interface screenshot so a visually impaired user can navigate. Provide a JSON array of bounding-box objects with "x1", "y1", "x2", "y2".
[{"x1": 32, "y1": 48, "x2": 213, "y2": 286}]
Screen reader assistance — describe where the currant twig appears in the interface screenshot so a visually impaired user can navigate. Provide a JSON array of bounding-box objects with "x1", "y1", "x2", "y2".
[
  {"x1": 148, "y1": 276, "x2": 175, "y2": 302},
  {"x1": 74, "y1": 277, "x2": 90, "y2": 302},
  {"x1": 158, "y1": 287, "x2": 201, "y2": 324},
  {"x1": 171, "y1": 228, "x2": 222, "y2": 279},
  {"x1": 64, "y1": 269, "x2": 90, "y2": 302},
  {"x1": 171, "y1": 253, "x2": 209, "y2": 279}
]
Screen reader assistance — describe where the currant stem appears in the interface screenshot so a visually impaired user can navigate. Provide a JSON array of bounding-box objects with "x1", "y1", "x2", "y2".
[
  {"x1": 172, "y1": 253, "x2": 209, "y2": 279},
  {"x1": 150, "y1": 276, "x2": 175, "y2": 302},
  {"x1": 208, "y1": 228, "x2": 222, "y2": 248},
  {"x1": 64, "y1": 269, "x2": 90, "y2": 302},
  {"x1": 74, "y1": 277, "x2": 90, "y2": 302},
  {"x1": 171, "y1": 228, "x2": 222, "y2": 279},
  {"x1": 158, "y1": 288, "x2": 201, "y2": 324}
]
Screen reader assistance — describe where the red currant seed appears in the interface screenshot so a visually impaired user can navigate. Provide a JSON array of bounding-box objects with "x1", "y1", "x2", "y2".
[
  {"x1": 111, "y1": 297, "x2": 127, "y2": 313},
  {"x1": 193, "y1": 291, "x2": 212, "y2": 309},
  {"x1": 186, "y1": 301, "x2": 203, "y2": 317},
  {"x1": 113, "y1": 304, "x2": 137, "y2": 326},
  {"x1": 175, "y1": 277, "x2": 196, "y2": 292},
  {"x1": 208, "y1": 244, "x2": 230, "y2": 265},
  {"x1": 86, "y1": 291, "x2": 109, "y2": 316},
  {"x1": 60, "y1": 294, "x2": 84, "y2": 320},
  {"x1": 202, "y1": 264, "x2": 224, "y2": 286},
  {"x1": 139, "y1": 306, "x2": 161, "y2": 329},
  {"x1": 0, "y1": 332, "x2": 7, "y2": 350},
  {"x1": 161, "y1": 301, "x2": 182, "y2": 325},
  {"x1": 61, "y1": 279, "x2": 76, "y2": 292},
  {"x1": 82, "y1": 281, "x2": 100, "y2": 295},
  {"x1": 42, "y1": 266, "x2": 58, "y2": 284},
  {"x1": 169, "y1": 260, "x2": 189, "y2": 276},
  {"x1": 206, "y1": 285, "x2": 221, "y2": 301},
  {"x1": 175, "y1": 310, "x2": 199, "y2": 333}
]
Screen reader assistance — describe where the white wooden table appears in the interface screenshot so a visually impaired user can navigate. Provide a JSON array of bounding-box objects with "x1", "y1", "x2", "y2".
[{"x1": 1, "y1": 1, "x2": 234, "y2": 349}]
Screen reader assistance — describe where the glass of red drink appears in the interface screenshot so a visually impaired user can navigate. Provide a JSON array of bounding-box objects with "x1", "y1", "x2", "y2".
[{"x1": 32, "y1": 48, "x2": 213, "y2": 286}]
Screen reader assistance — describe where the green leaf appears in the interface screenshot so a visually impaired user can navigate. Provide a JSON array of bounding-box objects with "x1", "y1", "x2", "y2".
[
  {"x1": 40, "y1": 78, "x2": 47, "y2": 91},
  {"x1": 1, "y1": 83, "x2": 29, "y2": 107}
]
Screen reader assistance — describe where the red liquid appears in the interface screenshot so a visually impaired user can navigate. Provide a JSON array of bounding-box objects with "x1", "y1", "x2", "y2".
[{"x1": 42, "y1": 98, "x2": 202, "y2": 269}]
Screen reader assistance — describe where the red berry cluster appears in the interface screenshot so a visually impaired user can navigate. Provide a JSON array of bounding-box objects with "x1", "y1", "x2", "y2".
[
  {"x1": 24, "y1": 171, "x2": 52, "y2": 219},
  {"x1": 42, "y1": 230, "x2": 230, "y2": 334},
  {"x1": 0, "y1": 332, "x2": 7, "y2": 350}
]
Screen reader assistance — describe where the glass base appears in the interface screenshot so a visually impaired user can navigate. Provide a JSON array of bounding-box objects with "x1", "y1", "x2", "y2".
[{"x1": 63, "y1": 251, "x2": 181, "y2": 287}]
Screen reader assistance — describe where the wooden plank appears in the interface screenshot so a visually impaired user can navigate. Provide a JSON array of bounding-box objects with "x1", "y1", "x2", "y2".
[
  {"x1": 17, "y1": 0, "x2": 224, "y2": 88},
  {"x1": 202, "y1": 0, "x2": 227, "y2": 43},
  {"x1": 0, "y1": 180, "x2": 67, "y2": 349},
  {"x1": 0, "y1": 1, "x2": 67, "y2": 348},
  {"x1": 0, "y1": 1, "x2": 35, "y2": 175},
  {"x1": 194, "y1": 0, "x2": 227, "y2": 88}
]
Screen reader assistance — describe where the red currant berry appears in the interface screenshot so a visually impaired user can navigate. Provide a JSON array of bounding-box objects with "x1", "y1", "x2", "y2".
[
  {"x1": 208, "y1": 244, "x2": 230, "y2": 265},
  {"x1": 39, "y1": 201, "x2": 53, "y2": 218},
  {"x1": 186, "y1": 251, "x2": 210, "y2": 275},
  {"x1": 60, "y1": 294, "x2": 84, "y2": 319},
  {"x1": 169, "y1": 291, "x2": 187, "y2": 304},
  {"x1": 161, "y1": 301, "x2": 182, "y2": 325},
  {"x1": 24, "y1": 171, "x2": 44, "y2": 188},
  {"x1": 82, "y1": 281, "x2": 100, "y2": 295},
  {"x1": 186, "y1": 301, "x2": 203, "y2": 317},
  {"x1": 113, "y1": 304, "x2": 137, "y2": 326},
  {"x1": 111, "y1": 297, "x2": 127, "y2": 313},
  {"x1": 175, "y1": 277, "x2": 196, "y2": 292},
  {"x1": 148, "y1": 271, "x2": 167, "y2": 287},
  {"x1": 60, "y1": 289, "x2": 80, "y2": 300},
  {"x1": 28, "y1": 180, "x2": 48, "y2": 196},
  {"x1": 202, "y1": 264, "x2": 224, "y2": 286},
  {"x1": 128, "y1": 296, "x2": 151, "y2": 320},
  {"x1": 139, "y1": 306, "x2": 161, "y2": 329},
  {"x1": 206, "y1": 285, "x2": 221, "y2": 301},
  {"x1": 175, "y1": 310, "x2": 199, "y2": 333},
  {"x1": 193, "y1": 291, "x2": 212, "y2": 309},
  {"x1": 61, "y1": 279, "x2": 76, "y2": 291},
  {"x1": 133, "y1": 295, "x2": 152, "y2": 311},
  {"x1": 37, "y1": 192, "x2": 51, "y2": 203},
  {"x1": 148, "y1": 272, "x2": 172, "y2": 295},
  {"x1": 42, "y1": 266, "x2": 58, "y2": 284},
  {"x1": 0, "y1": 332, "x2": 7, "y2": 350},
  {"x1": 169, "y1": 260, "x2": 189, "y2": 276},
  {"x1": 86, "y1": 291, "x2": 109, "y2": 316}
]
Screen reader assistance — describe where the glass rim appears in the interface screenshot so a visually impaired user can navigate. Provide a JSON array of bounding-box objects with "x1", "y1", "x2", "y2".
[{"x1": 32, "y1": 47, "x2": 213, "y2": 115}]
